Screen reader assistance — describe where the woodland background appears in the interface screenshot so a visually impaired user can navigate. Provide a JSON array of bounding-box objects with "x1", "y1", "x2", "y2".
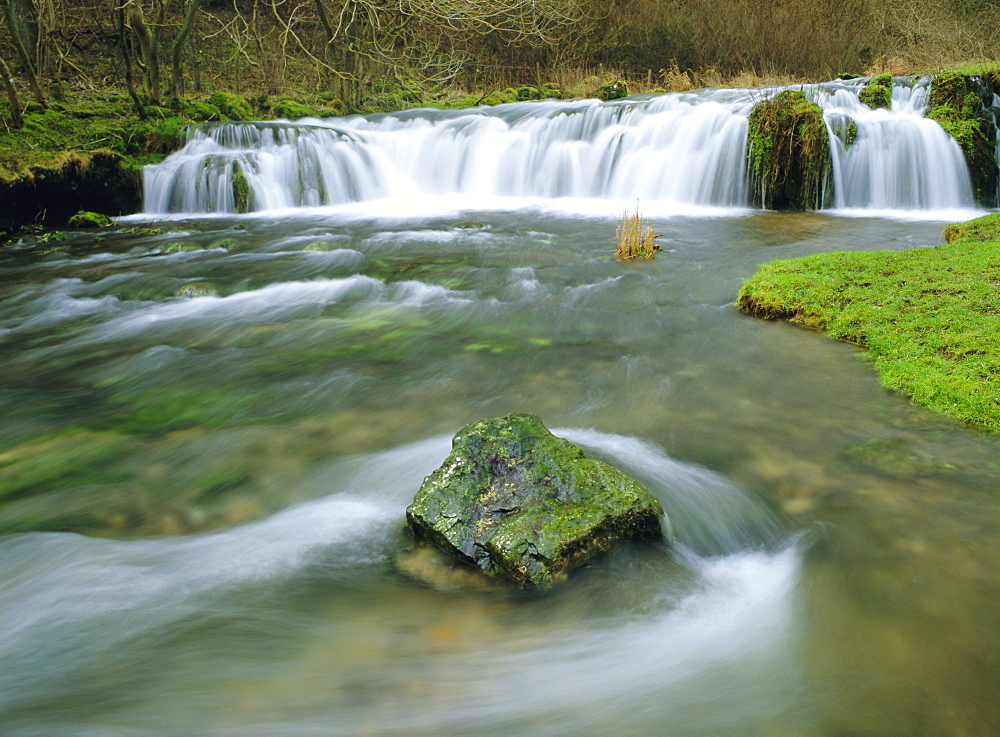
[{"x1": 2, "y1": 0, "x2": 1000, "y2": 116}]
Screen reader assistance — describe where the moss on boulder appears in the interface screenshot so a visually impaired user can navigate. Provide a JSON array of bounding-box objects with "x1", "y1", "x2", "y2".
[
  {"x1": 206, "y1": 92, "x2": 253, "y2": 121},
  {"x1": 68, "y1": 209, "x2": 113, "y2": 228},
  {"x1": 405, "y1": 413, "x2": 665, "y2": 589},
  {"x1": 747, "y1": 89, "x2": 831, "y2": 210},
  {"x1": 926, "y1": 73, "x2": 998, "y2": 206},
  {"x1": 596, "y1": 80, "x2": 628, "y2": 101},
  {"x1": 858, "y1": 73, "x2": 893, "y2": 109}
]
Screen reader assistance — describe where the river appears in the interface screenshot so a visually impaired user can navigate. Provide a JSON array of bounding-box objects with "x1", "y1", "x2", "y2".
[{"x1": 0, "y1": 79, "x2": 998, "y2": 736}]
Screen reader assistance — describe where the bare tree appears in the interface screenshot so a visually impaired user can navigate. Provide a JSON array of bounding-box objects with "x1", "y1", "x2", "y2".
[
  {"x1": 121, "y1": 0, "x2": 169, "y2": 104},
  {"x1": 169, "y1": 0, "x2": 199, "y2": 98},
  {"x1": 0, "y1": 51, "x2": 24, "y2": 126},
  {"x1": 2, "y1": 0, "x2": 46, "y2": 105},
  {"x1": 313, "y1": 0, "x2": 585, "y2": 106}
]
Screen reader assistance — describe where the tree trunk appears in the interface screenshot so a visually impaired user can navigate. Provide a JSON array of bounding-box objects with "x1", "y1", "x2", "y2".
[
  {"x1": 0, "y1": 52, "x2": 24, "y2": 128},
  {"x1": 2, "y1": 0, "x2": 44, "y2": 106},
  {"x1": 118, "y1": 4, "x2": 147, "y2": 119},
  {"x1": 5, "y1": 0, "x2": 38, "y2": 66},
  {"x1": 170, "y1": 0, "x2": 199, "y2": 100},
  {"x1": 124, "y1": 0, "x2": 166, "y2": 106}
]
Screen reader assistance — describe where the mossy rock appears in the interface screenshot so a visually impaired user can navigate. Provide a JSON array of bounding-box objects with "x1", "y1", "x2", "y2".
[
  {"x1": 184, "y1": 100, "x2": 223, "y2": 122},
  {"x1": 207, "y1": 92, "x2": 253, "y2": 121},
  {"x1": 271, "y1": 98, "x2": 318, "y2": 119},
  {"x1": 68, "y1": 210, "x2": 113, "y2": 228},
  {"x1": 0, "y1": 429, "x2": 134, "y2": 504},
  {"x1": 482, "y1": 90, "x2": 517, "y2": 106},
  {"x1": 516, "y1": 85, "x2": 542, "y2": 101},
  {"x1": 858, "y1": 73, "x2": 893, "y2": 110},
  {"x1": 232, "y1": 163, "x2": 251, "y2": 214},
  {"x1": 177, "y1": 281, "x2": 217, "y2": 298},
  {"x1": 161, "y1": 240, "x2": 201, "y2": 253},
  {"x1": 927, "y1": 73, "x2": 998, "y2": 206},
  {"x1": 541, "y1": 82, "x2": 563, "y2": 98},
  {"x1": 747, "y1": 89, "x2": 831, "y2": 210},
  {"x1": 596, "y1": 80, "x2": 628, "y2": 101},
  {"x1": 405, "y1": 413, "x2": 665, "y2": 589}
]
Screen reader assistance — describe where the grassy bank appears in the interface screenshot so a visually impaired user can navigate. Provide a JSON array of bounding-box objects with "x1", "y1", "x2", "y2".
[{"x1": 737, "y1": 213, "x2": 1000, "y2": 432}]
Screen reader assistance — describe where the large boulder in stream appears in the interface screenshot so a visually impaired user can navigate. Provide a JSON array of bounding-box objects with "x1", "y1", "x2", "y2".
[
  {"x1": 747, "y1": 89, "x2": 831, "y2": 211},
  {"x1": 405, "y1": 413, "x2": 665, "y2": 589}
]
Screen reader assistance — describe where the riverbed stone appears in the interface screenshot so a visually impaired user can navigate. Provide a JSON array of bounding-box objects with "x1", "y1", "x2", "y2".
[{"x1": 405, "y1": 413, "x2": 665, "y2": 588}]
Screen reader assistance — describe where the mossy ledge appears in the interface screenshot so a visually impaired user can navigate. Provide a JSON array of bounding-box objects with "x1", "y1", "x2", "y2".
[
  {"x1": 926, "y1": 72, "x2": 998, "y2": 206},
  {"x1": 747, "y1": 89, "x2": 831, "y2": 211},
  {"x1": 737, "y1": 212, "x2": 1000, "y2": 432},
  {"x1": 0, "y1": 151, "x2": 141, "y2": 232}
]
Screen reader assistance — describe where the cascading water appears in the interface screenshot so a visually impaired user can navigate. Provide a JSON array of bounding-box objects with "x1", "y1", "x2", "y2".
[
  {"x1": 143, "y1": 77, "x2": 987, "y2": 217},
  {"x1": 814, "y1": 77, "x2": 974, "y2": 211}
]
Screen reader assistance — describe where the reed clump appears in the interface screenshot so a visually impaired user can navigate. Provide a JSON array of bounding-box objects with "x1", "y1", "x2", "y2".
[{"x1": 616, "y1": 206, "x2": 660, "y2": 260}]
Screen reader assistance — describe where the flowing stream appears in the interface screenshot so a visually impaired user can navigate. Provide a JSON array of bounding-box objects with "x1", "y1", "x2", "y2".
[{"x1": 1, "y1": 79, "x2": 998, "y2": 736}]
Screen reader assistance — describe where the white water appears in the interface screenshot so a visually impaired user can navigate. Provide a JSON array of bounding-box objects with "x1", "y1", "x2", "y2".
[
  {"x1": 0, "y1": 432, "x2": 801, "y2": 736},
  {"x1": 816, "y1": 77, "x2": 975, "y2": 215},
  {"x1": 142, "y1": 77, "x2": 988, "y2": 219}
]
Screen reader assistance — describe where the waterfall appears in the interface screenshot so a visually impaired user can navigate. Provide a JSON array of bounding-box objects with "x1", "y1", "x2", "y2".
[
  {"x1": 143, "y1": 79, "x2": 986, "y2": 216},
  {"x1": 813, "y1": 77, "x2": 974, "y2": 211}
]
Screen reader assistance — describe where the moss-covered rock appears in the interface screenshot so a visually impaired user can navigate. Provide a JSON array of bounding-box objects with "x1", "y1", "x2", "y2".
[
  {"x1": 405, "y1": 413, "x2": 665, "y2": 589},
  {"x1": 926, "y1": 73, "x2": 998, "y2": 206},
  {"x1": 747, "y1": 89, "x2": 831, "y2": 210},
  {"x1": 516, "y1": 85, "x2": 542, "y2": 101},
  {"x1": 271, "y1": 97, "x2": 318, "y2": 119},
  {"x1": 207, "y1": 92, "x2": 253, "y2": 121},
  {"x1": 232, "y1": 163, "x2": 251, "y2": 213},
  {"x1": 184, "y1": 99, "x2": 223, "y2": 122},
  {"x1": 596, "y1": 80, "x2": 628, "y2": 101},
  {"x1": 858, "y1": 73, "x2": 893, "y2": 109},
  {"x1": 68, "y1": 209, "x2": 113, "y2": 228}
]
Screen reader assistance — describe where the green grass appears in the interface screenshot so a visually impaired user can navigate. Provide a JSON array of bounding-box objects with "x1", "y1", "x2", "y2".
[{"x1": 737, "y1": 212, "x2": 1000, "y2": 432}]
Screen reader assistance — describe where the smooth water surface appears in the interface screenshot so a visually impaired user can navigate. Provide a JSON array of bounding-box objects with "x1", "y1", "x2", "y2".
[{"x1": 1, "y1": 202, "x2": 998, "y2": 737}]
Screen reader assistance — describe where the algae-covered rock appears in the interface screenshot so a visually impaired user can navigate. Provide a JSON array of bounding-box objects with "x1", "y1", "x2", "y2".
[
  {"x1": 596, "y1": 80, "x2": 628, "y2": 101},
  {"x1": 68, "y1": 210, "x2": 113, "y2": 228},
  {"x1": 207, "y1": 92, "x2": 253, "y2": 121},
  {"x1": 405, "y1": 413, "x2": 665, "y2": 588},
  {"x1": 926, "y1": 73, "x2": 998, "y2": 206},
  {"x1": 747, "y1": 89, "x2": 831, "y2": 210},
  {"x1": 858, "y1": 73, "x2": 893, "y2": 110},
  {"x1": 177, "y1": 281, "x2": 217, "y2": 297}
]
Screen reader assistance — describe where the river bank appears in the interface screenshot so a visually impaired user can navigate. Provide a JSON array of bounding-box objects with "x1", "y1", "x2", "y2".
[{"x1": 738, "y1": 212, "x2": 1000, "y2": 432}]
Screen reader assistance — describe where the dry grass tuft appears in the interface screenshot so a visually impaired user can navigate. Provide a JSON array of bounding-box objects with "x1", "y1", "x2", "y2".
[
  {"x1": 616, "y1": 205, "x2": 661, "y2": 260},
  {"x1": 659, "y1": 61, "x2": 694, "y2": 92}
]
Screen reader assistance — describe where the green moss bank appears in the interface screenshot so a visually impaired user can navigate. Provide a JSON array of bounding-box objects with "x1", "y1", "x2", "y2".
[{"x1": 737, "y1": 212, "x2": 1000, "y2": 432}]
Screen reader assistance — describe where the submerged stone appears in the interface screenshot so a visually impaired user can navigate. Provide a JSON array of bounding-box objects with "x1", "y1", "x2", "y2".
[{"x1": 405, "y1": 413, "x2": 665, "y2": 589}]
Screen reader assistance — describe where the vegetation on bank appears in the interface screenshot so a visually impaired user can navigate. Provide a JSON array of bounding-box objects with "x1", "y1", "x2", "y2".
[{"x1": 737, "y1": 212, "x2": 1000, "y2": 432}]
